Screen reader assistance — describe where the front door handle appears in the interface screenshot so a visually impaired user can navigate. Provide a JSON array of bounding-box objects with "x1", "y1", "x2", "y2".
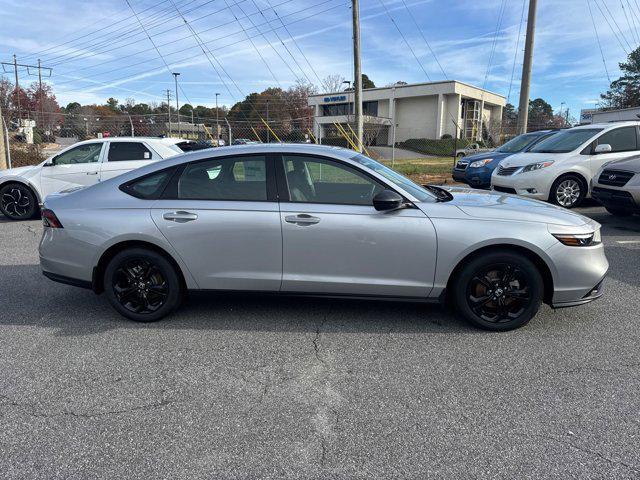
[
  {"x1": 285, "y1": 214, "x2": 320, "y2": 226},
  {"x1": 163, "y1": 211, "x2": 198, "y2": 223},
  {"x1": 86, "y1": 171, "x2": 98, "y2": 175}
]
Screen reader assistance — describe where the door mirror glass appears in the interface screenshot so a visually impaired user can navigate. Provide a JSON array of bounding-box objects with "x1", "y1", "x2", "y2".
[
  {"x1": 594, "y1": 143, "x2": 612, "y2": 154},
  {"x1": 373, "y1": 189, "x2": 404, "y2": 211}
]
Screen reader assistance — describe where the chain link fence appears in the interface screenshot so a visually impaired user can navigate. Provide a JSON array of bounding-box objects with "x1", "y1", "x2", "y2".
[{"x1": 0, "y1": 107, "x2": 559, "y2": 186}]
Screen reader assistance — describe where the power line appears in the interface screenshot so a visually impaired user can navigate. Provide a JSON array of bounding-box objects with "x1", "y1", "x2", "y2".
[
  {"x1": 124, "y1": 0, "x2": 194, "y2": 106},
  {"x1": 47, "y1": 0, "x2": 301, "y2": 73},
  {"x1": 482, "y1": 0, "x2": 507, "y2": 90},
  {"x1": 588, "y1": 0, "x2": 612, "y2": 84},
  {"x1": 399, "y1": 0, "x2": 447, "y2": 79},
  {"x1": 260, "y1": 0, "x2": 324, "y2": 84},
  {"x1": 377, "y1": 0, "x2": 431, "y2": 81},
  {"x1": 51, "y1": 0, "x2": 344, "y2": 91},
  {"x1": 507, "y1": 0, "x2": 527, "y2": 104},
  {"x1": 593, "y1": 0, "x2": 629, "y2": 54},
  {"x1": 622, "y1": 0, "x2": 640, "y2": 45},
  {"x1": 600, "y1": 0, "x2": 633, "y2": 52}
]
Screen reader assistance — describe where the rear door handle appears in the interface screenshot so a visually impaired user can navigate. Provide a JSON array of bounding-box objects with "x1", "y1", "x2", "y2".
[
  {"x1": 285, "y1": 214, "x2": 320, "y2": 225},
  {"x1": 86, "y1": 171, "x2": 98, "y2": 175},
  {"x1": 163, "y1": 211, "x2": 198, "y2": 223}
]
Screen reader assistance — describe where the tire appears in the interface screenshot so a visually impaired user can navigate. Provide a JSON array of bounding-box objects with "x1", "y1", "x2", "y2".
[
  {"x1": 104, "y1": 248, "x2": 183, "y2": 322},
  {"x1": 549, "y1": 174, "x2": 586, "y2": 208},
  {"x1": 0, "y1": 183, "x2": 38, "y2": 220},
  {"x1": 605, "y1": 206, "x2": 633, "y2": 216},
  {"x1": 452, "y1": 251, "x2": 544, "y2": 331}
]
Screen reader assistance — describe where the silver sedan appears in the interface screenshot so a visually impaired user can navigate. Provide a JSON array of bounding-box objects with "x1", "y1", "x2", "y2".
[{"x1": 39, "y1": 144, "x2": 608, "y2": 331}]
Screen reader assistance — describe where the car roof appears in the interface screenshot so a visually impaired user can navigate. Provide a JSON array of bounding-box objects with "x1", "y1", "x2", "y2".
[
  {"x1": 572, "y1": 121, "x2": 640, "y2": 130},
  {"x1": 71, "y1": 136, "x2": 183, "y2": 146}
]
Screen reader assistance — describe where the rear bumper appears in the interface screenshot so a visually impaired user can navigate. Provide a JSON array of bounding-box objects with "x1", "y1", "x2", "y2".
[{"x1": 42, "y1": 270, "x2": 92, "y2": 289}]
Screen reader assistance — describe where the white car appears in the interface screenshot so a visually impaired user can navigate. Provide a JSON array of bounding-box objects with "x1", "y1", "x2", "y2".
[
  {"x1": 0, "y1": 137, "x2": 185, "y2": 220},
  {"x1": 491, "y1": 122, "x2": 640, "y2": 208}
]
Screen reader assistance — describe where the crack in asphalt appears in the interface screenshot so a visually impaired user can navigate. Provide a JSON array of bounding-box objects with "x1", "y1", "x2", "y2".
[{"x1": 528, "y1": 432, "x2": 639, "y2": 473}]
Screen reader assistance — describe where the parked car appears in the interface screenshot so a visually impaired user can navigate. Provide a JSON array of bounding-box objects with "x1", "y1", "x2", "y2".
[
  {"x1": 454, "y1": 142, "x2": 491, "y2": 159},
  {"x1": 39, "y1": 144, "x2": 607, "y2": 331},
  {"x1": 0, "y1": 137, "x2": 185, "y2": 221},
  {"x1": 232, "y1": 138, "x2": 260, "y2": 145},
  {"x1": 491, "y1": 122, "x2": 640, "y2": 208},
  {"x1": 591, "y1": 155, "x2": 640, "y2": 216},
  {"x1": 452, "y1": 130, "x2": 558, "y2": 189}
]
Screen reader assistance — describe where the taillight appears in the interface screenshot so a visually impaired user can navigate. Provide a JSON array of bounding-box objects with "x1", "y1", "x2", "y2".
[{"x1": 41, "y1": 209, "x2": 63, "y2": 228}]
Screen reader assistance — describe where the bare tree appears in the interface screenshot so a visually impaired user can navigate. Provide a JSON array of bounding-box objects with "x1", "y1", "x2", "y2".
[{"x1": 321, "y1": 74, "x2": 346, "y2": 93}]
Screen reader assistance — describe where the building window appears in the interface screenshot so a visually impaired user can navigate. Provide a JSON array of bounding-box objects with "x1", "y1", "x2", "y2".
[
  {"x1": 322, "y1": 103, "x2": 351, "y2": 116},
  {"x1": 363, "y1": 101, "x2": 378, "y2": 116},
  {"x1": 321, "y1": 101, "x2": 379, "y2": 117}
]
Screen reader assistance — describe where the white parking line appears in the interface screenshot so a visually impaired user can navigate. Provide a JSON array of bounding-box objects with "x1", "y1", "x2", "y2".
[{"x1": 616, "y1": 240, "x2": 640, "y2": 244}]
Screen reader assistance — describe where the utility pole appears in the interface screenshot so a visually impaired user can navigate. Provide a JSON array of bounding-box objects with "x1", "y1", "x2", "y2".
[
  {"x1": 166, "y1": 89, "x2": 172, "y2": 136},
  {"x1": 1, "y1": 56, "x2": 52, "y2": 124},
  {"x1": 516, "y1": 0, "x2": 538, "y2": 135},
  {"x1": 172, "y1": 72, "x2": 181, "y2": 137},
  {"x1": 352, "y1": 0, "x2": 363, "y2": 152},
  {"x1": 266, "y1": 100, "x2": 270, "y2": 143},
  {"x1": 215, "y1": 92, "x2": 220, "y2": 144}
]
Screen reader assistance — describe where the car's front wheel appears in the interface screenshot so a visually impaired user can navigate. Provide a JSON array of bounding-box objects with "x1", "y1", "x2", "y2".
[
  {"x1": 0, "y1": 183, "x2": 38, "y2": 220},
  {"x1": 550, "y1": 175, "x2": 586, "y2": 208},
  {"x1": 452, "y1": 251, "x2": 544, "y2": 331},
  {"x1": 104, "y1": 248, "x2": 183, "y2": 322}
]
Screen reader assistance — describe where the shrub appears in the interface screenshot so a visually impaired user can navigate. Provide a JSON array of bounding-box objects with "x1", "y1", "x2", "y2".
[
  {"x1": 397, "y1": 137, "x2": 472, "y2": 156},
  {"x1": 440, "y1": 134, "x2": 452, "y2": 139}
]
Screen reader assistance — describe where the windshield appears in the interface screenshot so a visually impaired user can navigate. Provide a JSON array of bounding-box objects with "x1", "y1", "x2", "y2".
[
  {"x1": 351, "y1": 154, "x2": 436, "y2": 202},
  {"x1": 530, "y1": 128, "x2": 603, "y2": 153},
  {"x1": 496, "y1": 132, "x2": 550, "y2": 153}
]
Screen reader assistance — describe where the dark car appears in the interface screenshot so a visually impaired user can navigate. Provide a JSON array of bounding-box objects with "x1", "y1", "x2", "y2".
[{"x1": 452, "y1": 130, "x2": 559, "y2": 189}]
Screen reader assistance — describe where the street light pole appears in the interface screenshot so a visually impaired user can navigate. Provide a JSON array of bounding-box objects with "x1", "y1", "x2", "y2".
[
  {"x1": 266, "y1": 100, "x2": 270, "y2": 144},
  {"x1": 172, "y1": 72, "x2": 181, "y2": 137},
  {"x1": 352, "y1": 0, "x2": 363, "y2": 152},
  {"x1": 215, "y1": 92, "x2": 220, "y2": 144}
]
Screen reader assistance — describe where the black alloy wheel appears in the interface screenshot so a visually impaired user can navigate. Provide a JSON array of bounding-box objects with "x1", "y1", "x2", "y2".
[
  {"x1": 0, "y1": 183, "x2": 37, "y2": 220},
  {"x1": 453, "y1": 252, "x2": 543, "y2": 331},
  {"x1": 104, "y1": 248, "x2": 182, "y2": 322}
]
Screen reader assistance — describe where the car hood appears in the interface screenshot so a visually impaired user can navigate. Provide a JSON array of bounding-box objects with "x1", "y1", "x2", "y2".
[
  {"x1": 463, "y1": 151, "x2": 510, "y2": 162},
  {"x1": 497, "y1": 152, "x2": 567, "y2": 168},
  {"x1": 0, "y1": 165, "x2": 40, "y2": 178},
  {"x1": 430, "y1": 187, "x2": 592, "y2": 227},
  {"x1": 600, "y1": 155, "x2": 640, "y2": 173}
]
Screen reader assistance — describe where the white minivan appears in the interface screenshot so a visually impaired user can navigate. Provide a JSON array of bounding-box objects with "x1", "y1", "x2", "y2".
[
  {"x1": 0, "y1": 137, "x2": 185, "y2": 220},
  {"x1": 491, "y1": 122, "x2": 640, "y2": 208}
]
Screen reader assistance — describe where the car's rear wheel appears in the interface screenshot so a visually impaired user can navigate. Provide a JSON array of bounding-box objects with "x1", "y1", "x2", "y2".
[
  {"x1": 0, "y1": 183, "x2": 38, "y2": 220},
  {"x1": 104, "y1": 248, "x2": 182, "y2": 322},
  {"x1": 550, "y1": 175, "x2": 586, "y2": 208},
  {"x1": 605, "y1": 206, "x2": 633, "y2": 216},
  {"x1": 452, "y1": 252, "x2": 543, "y2": 331}
]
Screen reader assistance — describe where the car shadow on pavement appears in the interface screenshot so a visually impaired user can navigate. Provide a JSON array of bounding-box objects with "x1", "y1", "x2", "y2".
[{"x1": 0, "y1": 264, "x2": 479, "y2": 337}]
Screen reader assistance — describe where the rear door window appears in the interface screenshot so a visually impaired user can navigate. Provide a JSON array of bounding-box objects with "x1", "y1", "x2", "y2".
[{"x1": 108, "y1": 142, "x2": 153, "y2": 161}]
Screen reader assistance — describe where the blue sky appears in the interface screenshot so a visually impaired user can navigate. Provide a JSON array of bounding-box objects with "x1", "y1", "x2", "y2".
[{"x1": 0, "y1": 0, "x2": 632, "y2": 117}]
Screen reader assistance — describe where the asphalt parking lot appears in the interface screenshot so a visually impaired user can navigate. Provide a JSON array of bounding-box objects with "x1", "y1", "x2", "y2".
[{"x1": 0, "y1": 205, "x2": 639, "y2": 479}]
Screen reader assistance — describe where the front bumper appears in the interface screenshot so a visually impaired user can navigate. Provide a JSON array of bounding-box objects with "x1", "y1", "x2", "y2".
[
  {"x1": 452, "y1": 168, "x2": 467, "y2": 183},
  {"x1": 591, "y1": 186, "x2": 640, "y2": 212},
  {"x1": 552, "y1": 276, "x2": 606, "y2": 308},
  {"x1": 491, "y1": 170, "x2": 551, "y2": 200}
]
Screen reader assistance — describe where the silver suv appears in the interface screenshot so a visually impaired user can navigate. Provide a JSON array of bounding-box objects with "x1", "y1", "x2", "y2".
[{"x1": 592, "y1": 155, "x2": 640, "y2": 216}]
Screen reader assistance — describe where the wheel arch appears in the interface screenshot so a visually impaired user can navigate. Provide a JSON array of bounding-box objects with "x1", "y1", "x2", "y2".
[
  {"x1": 0, "y1": 179, "x2": 42, "y2": 204},
  {"x1": 445, "y1": 243, "x2": 555, "y2": 305},
  {"x1": 549, "y1": 171, "x2": 589, "y2": 202},
  {"x1": 92, "y1": 240, "x2": 188, "y2": 294}
]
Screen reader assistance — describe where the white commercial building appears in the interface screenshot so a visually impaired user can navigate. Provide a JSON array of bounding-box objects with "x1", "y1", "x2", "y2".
[
  {"x1": 308, "y1": 80, "x2": 506, "y2": 145},
  {"x1": 580, "y1": 106, "x2": 640, "y2": 124}
]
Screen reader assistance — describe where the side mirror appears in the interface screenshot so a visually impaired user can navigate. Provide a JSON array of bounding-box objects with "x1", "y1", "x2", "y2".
[
  {"x1": 594, "y1": 143, "x2": 612, "y2": 154},
  {"x1": 373, "y1": 189, "x2": 404, "y2": 211}
]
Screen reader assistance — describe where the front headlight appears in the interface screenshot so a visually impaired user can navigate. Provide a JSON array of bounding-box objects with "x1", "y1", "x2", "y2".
[
  {"x1": 469, "y1": 158, "x2": 493, "y2": 168},
  {"x1": 552, "y1": 229, "x2": 601, "y2": 246},
  {"x1": 521, "y1": 161, "x2": 554, "y2": 173}
]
